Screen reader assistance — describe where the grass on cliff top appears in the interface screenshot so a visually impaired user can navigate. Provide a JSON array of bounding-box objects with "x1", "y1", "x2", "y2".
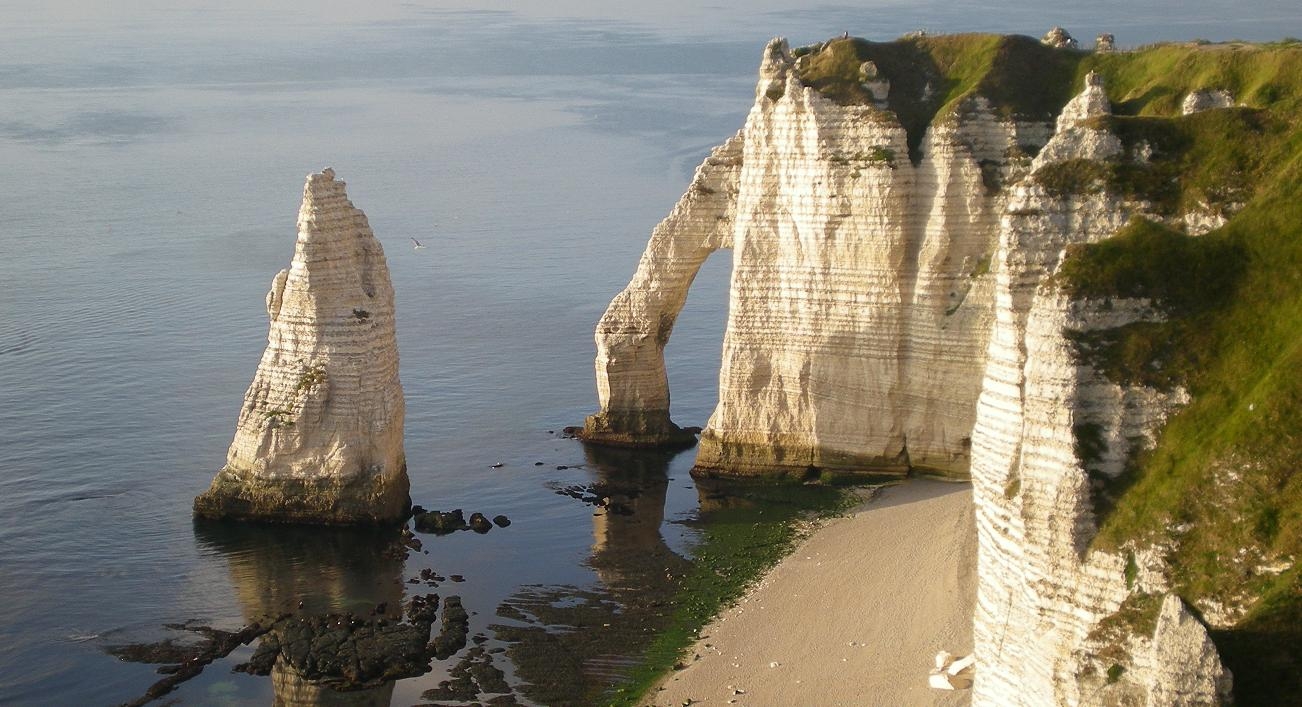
[
  {"x1": 795, "y1": 34, "x2": 1083, "y2": 162},
  {"x1": 1034, "y1": 107, "x2": 1282, "y2": 215},
  {"x1": 793, "y1": 34, "x2": 1302, "y2": 165},
  {"x1": 606, "y1": 481, "x2": 856, "y2": 706},
  {"x1": 1060, "y1": 109, "x2": 1302, "y2": 704},
  {"x1": 794, "y1": 34, "x2": 1302, "y2": 701},
  {"x1": 1087, "y1": 41, "x2": 1302, "y2": 116}
]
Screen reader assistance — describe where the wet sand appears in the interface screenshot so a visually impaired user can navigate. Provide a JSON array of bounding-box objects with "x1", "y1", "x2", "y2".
[{"x1": 652, "y1": 479, "x2": 976, "y2": 706}]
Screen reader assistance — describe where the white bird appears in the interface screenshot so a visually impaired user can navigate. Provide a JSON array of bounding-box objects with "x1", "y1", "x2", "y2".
[{"x1": 411, "y1": 237, "x2": 426, "y2": 250}]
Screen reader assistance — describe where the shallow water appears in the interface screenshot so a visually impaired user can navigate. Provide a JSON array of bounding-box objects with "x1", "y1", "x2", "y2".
[{"x1": 1, "y1": 2, "x2": 1297, "y2": 704}]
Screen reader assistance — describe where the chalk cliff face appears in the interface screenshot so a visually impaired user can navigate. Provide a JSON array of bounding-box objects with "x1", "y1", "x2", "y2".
[
  {"x1": 589, "y1": 33, "x2": 1294, "y2": 704},
  {"x1": 194, "y1": 169, "x2": 410, "y2": 524},
  {"x1": 582, "y1": 134, "x2": 742, "y2": 447},
  {"x1": 591, "y1": 38, "x2": 1052, "y2": 477},
  {"x1": 968, "y1": 87, "x2": 1229, "y2": 700}
]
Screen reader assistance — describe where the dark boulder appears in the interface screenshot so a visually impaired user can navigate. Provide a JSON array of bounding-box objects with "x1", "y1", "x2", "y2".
[
  {"x1": 468, "y1": 513, "x2": 493, "y2": 534},
  {"x1": 413, "y1": 509, "x2": 468, "y2": 535}
]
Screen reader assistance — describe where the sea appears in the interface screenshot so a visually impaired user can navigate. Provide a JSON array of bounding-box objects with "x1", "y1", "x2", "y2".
[{"x1": 1, "y1": 1, "x2": 1297, "y2": 704}]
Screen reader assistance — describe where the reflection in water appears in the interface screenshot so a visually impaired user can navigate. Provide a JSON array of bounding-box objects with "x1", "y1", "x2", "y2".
[
  {"x1": 192, "y1": 521, "x2": 409, "y2": 621},
  {"x1": 194, "y1": 521, "x2": 411, "y2": 706},
  {"x1": 694, "y1": 476, "x2": 761, "y2": 513},
  {"x1": 494, "y1": 445, "x2": 693, "y2": 705},
  {"x1": 109, "y1": 522, "x2": 430, "y2": 706},
  {"x1": 271, "y1": 661, "x2": 394, "y2": 707}
]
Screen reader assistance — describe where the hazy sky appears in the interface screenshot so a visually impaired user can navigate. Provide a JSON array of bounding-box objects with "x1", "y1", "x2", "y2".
[{"x1": 5, "y1": 0, "x2": 1300, "y2": 45}]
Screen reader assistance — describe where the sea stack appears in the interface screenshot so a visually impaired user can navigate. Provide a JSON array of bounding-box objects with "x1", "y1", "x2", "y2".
[{"x1": 194, "y1": 168, "x2": 410, "y2": 524}]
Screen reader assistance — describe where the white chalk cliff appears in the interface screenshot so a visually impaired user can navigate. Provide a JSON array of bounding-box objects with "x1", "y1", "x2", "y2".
[
  {"x1": 195, "y1": 169, "x2": 410, "y2": 524},
  {"x1": 590, "y1": 38, "x2": 1050, "y2": 477},
  {"x1": 590, "y1": 36, "x2": 1240, "y2": 704}
]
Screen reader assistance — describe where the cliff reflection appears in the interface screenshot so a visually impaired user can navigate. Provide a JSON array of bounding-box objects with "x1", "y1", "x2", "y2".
[
  {"x1": 493, "y1": 445, "x2": 692, "y2": 705},
  {"x1": 586, "y1": 445, "x2": 684, "y2": 586},
  {"x1": 193, "y1": 521, "x2": 407, "y2": 620},
  {"x1": 193, "y1": 521, "x2": 412, "y2": 706}
]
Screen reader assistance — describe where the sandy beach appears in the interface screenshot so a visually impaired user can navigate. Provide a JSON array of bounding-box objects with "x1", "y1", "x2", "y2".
[{"x1": 651, "y1": 479, "x2": 976, "y2": 707}]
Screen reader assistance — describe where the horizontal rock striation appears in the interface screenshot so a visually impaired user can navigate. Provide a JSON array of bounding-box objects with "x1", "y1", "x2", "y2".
[
  {"x1": 969, "y1": 76, "x2": 1230, "y2": 704},
  {"x1": 592, "y1": 32, "x2": 1285, "y2": 704},
  {"x1": 696, "y1": 43, "x2": 1024, "y2": 479},
  {"x1": 581, "y1": 133, "x2": 743, "y2": 447},
  {"x1": 590, "y1": 37, "x2": 1057, "y2": 476},
  {"x1": 195, "y1": 168, "x2": 410, "y2": 524}
]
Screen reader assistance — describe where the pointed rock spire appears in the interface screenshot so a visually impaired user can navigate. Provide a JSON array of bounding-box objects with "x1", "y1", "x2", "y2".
[
  {"x1": 1056, "y1": 71, "x2": 1111, "y2": 130},
  {"x1": 1034, "y1": 71, "x2": 1122, "y2": 167},
  {"x1": 194, "y1": 168, "x2": 409, "y2": 524}
]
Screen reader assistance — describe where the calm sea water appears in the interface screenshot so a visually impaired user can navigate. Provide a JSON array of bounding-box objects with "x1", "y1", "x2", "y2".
[{"x1": 1, "y1": 2, "x2": 1297, "y2": 704}]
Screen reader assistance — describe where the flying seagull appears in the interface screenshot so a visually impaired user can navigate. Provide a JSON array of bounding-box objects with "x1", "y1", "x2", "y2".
[{"x1": 411, "y1": 237, "x2": 427, "y2": 250}]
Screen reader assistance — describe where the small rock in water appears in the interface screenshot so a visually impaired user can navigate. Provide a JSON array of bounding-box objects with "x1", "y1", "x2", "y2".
[
  {"x1": 468, "y1": 513, "x2": 493, "y2": 533},
  {"x1": 492, "y1": 515, "x2": 511, "y2": 528},
  {"x1": 556, "y1": 465, "x2": 569, "y2": 470},
  {"x1": 413, "y1": 509, "x2": 468, "y2": 534},
  {"x1": 450, "y1": 574, "x2": 465, "y2": 582}
]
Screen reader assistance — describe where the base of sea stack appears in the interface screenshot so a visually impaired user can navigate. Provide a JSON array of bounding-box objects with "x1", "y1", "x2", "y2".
[
  {"x1": 692, "y1": 434, "x2": 970, "y2": 481},
  {"x1": 193, "y1": 467, "x2": 412, "y2": 525},
  {"x1": 577, "y1": 410, "x2": 700, "y2": 449}
]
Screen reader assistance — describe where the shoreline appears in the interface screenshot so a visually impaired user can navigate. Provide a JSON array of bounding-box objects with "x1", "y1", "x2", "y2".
[{"x1": 648, "y1": 479, "x2": 976, "y2": 706}]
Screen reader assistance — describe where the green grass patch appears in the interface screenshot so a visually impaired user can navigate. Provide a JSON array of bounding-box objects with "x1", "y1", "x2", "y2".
[
  {"x1": 786, "y1": 33, "x2": 1302, "y2": 703},
  {"x1": 1088, "y1": 592, "x2": 1164, "y2": 666},
  {"x1": 1086, "y1": 41, "x2": 1302, "y2": 117},
  {"x1": 1058, "y1": 218, "x2": 1247, "y2": 392},
  {"x1": 792, "y1": 34, "x2": 1083, "y2": 162},
  {"x1": 1073, "y1": 110, "x2": 1302, "y2": 705},
  {"x1": 1058, "y1": 218, "x2": 1245, "y2": 310},
  {"x1": 1033, "y1": 158, "x2": 1109, "y2": 198},
  {"x1": 606, "y1": 481, "x2": 858, "y2": 706}
]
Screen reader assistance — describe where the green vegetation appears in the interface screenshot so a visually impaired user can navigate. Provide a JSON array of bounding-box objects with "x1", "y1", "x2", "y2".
[
  {"x1": 1058, "y1": 218, "x2": 1244, "y2": 311},
  {"x1": 1029, "y1": 110, "x2": 1281, "y2": 214},
  {"x1": 1124, "y1": 552, "x2": 1139, "y2": 590},
  {"x1": 795, "y1": 32, "x2": 1302, "y2": 703},
  {"x1": 1033, "y1": 158, "x2": 1109, "y2": 198},
  {"x1": 295, "y1": 363, "x2": 327, "y2": 393},
  {"x1": 261, "y1": 408, "x2": 295, "y2": 428},
  {"x1": 1003, "y1": 474, "x2": 1021, "y2": 500},
  {"x1": 794, "y1": 34, "x2": 1083, "y2": 163},
  {"x1": 1049, "y1": 43, "x2": 1302, "y2": 703},
  {"x1": 1058, "y1": 218, "x2": 1247, "y2": 389},
  {"x1": 1088, "y1": 592, "x2": 1164, "y2": 667},
  {"x1": 608, "y1": 482, "x2": 858, "y2": 706}
]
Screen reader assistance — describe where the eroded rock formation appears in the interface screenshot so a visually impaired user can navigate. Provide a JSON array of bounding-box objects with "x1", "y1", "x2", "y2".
[
  {"x1": 194, "y1": 168, "x2": 410, "y2": 524},
  {"x1": 1182, "y1": 88, "x2": 1236, "y2": 114},
  {"x1": 588, "y1": 32, "x2": 1290, "y2": 704},
  {"x1": 589, "y1": 38, "x2": 1050, "y2": 477},
  {"x1": 968, "y1": 76, "x2": 1234, "y2": 704},
  {"x1": 581, "y1": 134, "x2": 743, "y2": 447}
]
